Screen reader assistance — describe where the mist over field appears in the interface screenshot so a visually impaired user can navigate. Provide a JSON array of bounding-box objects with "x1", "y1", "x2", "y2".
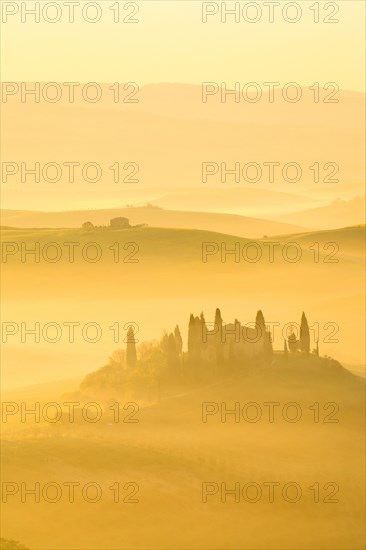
[
  {"x1": 1, "y1": 223, "x2": 365, "y2": 390},
  {"x1": 1, "y1": 2, "x2": 365, "y2": 547},
  {"x1": 1, "y1": 216, "x2": 365, "y2": 549}
]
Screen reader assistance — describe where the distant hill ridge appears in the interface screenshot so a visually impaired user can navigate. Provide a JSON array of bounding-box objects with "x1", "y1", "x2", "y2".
[{"x1": 0, "y1": 205, "x2": 309, "y2": 238}]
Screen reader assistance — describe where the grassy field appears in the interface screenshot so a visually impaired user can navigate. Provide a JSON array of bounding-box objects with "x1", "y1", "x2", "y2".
[
  {"x1": 1, "y1": 225, "x2": 364, "y2": 389},
  {"x1": 1, "y1": 224, "x2": 364, "y2": 547},
  {"x1": 1, "y1": 356, "x2": 365, "y2": 549}
]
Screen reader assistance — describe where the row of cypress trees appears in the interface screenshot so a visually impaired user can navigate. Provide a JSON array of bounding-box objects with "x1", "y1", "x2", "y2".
[
  {"x1": 284, "y1": 312, "x2": 314, "y2": 354},
  {"x1": 125, "y1": 310, "x2": 313, "y2": 368},
  {"x1": 187, "y1": 308, "x2": 273, "y2": 364}
]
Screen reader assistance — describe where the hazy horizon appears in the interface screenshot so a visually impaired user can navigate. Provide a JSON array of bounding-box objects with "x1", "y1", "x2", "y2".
[{"x1": 1, "y1": 4, "x2": 365, "y2": 549}]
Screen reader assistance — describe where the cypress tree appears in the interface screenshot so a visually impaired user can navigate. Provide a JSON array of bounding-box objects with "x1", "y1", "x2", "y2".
[
  {"x1": 214, "y1": 308, "x2": 223, "y2": 363},
  {"x1": 214, "y1": 308, "x2": 223, "y2": 333},
  {"x1": 174, "y1": 325, "x2": 183, "y2": 356},
  {"x1": 200, "y1": 312, "x2": 207, "y2": 350},
  {"x1": 256, "y1": 309, "x2": 269, "y2": 361},
  {"x1": 194, "y1": 315, "x2": 202, "y2": 355},
  {"x1": 300, "y1": 312, "x2": 310, "y2": 354},
  {"x1": 187, "y1": 314, "x2": 195, "y2": 358},
  {"x1": 255, "y1": 310, "x2": 266, "y2": 339},
  {"x1": 188, "y1": 314, "x2": 201, "y2": 362}
]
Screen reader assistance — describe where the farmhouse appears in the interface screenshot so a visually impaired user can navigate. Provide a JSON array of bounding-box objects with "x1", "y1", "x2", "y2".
[{"x1": 110, "y1": 217, "x2": 131, "y2": 229}]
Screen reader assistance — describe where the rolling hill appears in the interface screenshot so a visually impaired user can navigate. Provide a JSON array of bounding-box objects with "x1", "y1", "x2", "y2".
[
  {"x1": 272, "y1": 196, "x2": 365, "y2": 229},
  {"x1": 1, "y1": 225, "x2": 364, "y2": 390},
  {"x1": 0, "y1": 206, "x2": 309, "y2": 238},
  {"x1": 1, "y1": 355, "x2": 364, "y2": 549},
  {"x1": 2, "y1": 84, "x2": 364, "y2": 211}
]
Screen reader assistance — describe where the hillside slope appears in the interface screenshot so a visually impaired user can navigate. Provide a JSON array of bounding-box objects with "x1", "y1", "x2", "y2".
[
  {"x1": 0, "y1": 206, "x2": 309, "y2": 238},
  {"x1": 1, "y1": 357, "x2": 364, "y2": 550},
  {"x1": 273, "y1": 196, "x2": 365, "y2": 229}
]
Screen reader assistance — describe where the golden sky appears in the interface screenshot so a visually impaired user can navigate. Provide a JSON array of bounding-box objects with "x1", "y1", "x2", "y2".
[{"x1": 1, "y1": 0, "x2": 365, "y2": 91}]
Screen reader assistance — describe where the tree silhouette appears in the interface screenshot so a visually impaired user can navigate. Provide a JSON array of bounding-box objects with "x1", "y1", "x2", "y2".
[
  {"x1": 188, "y1": 314, "x2": 201, "y2": 362},
  {"x1": 214, "y1": 308, "x2": 223, "y2": 364},
  {"x1": 200, "y1": 311, "x2": 206, "y2": 325},
  {"x1": 174, "y1": 325, "x2": 183, "y2": 356},
  {"x1": 109, "y1": 348, "x2": 125, "y2": 367},
  {"x1": 264, "y1": 331, "x2": 273, "y2": 365},
  {"x1": 82, "y1": 221, "x2": 94, "y2": 231},
  {"x1": 256, "y1": 310, "x2": 272, "y2": 364},
  {"x1": 0, "y1": 539, "x2": 29, "y2": 550},
  {"x1": 288, "y1": 331, "x2": 298, "y2": 352},
  {"x1": 255, "y1": 309, "x2": 266, "y2": 338},
  {"x1": 167, "y1": 333, "x2": 179, "y2": 367},
  {"x1": 126, "y1": 326, "x2": 137, "y2": 367},
  {"x1": 214, "y1": 308, "x2": 223, "y2": 333},
  {"x1": 300, "y1": 312, "x2": 310, "y2": 354},
  {"x1": 187, "y1": 314, "x2": 195, "y2": 358}
]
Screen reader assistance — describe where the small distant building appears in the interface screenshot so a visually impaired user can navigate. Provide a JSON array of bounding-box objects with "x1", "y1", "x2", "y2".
[{"x1": 110, "y1": 217, "x2": 130, "y2": 229}]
